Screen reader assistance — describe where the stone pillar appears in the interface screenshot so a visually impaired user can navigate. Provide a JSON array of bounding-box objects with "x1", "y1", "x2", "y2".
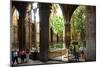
[
  {"x1": 61, "y1": 6, "x2": 71, "y2": 49},
  {"x1": 25, "y1": 9, "x2": 32, "y2": 50},
  {"x1": 33, "y1": 21, "x2": 36, "y2": 48},
  {"x1": 39, "y1": 3, "x2": 51, "y2": 61},
  {"x1": 36, "y1": 22, "x2": 40, "y2": 49},
  {"x1": 18, "y1": 10, "x2": 26, "y2": 50},
  {"x1": 61, "y1": 5, "x2": 77, "y2": 49},
  {"x1": 25, "y1": 20, "x2": 30, "y2": 49},
  {"x1": 64, "y1": 23, "x2": 71, "y2": 48},
  {"x1": 30, "y1": 23, "x2": 35, "y2": 47},
  {"x1": 61, "y1": 5, "x2": 77, "y2": 61},
  {"x1": 13, "y1": 2, "x2": 30, "y2": 51},
  {"x1": 86, "y1": 6, "x2": 96, "y2": 61},
  {"x1": 12, "y1": 8, "x2": 19, "y2": 49},
  {"x1": 57, "y1": 33, "x2": 59, "y2": 43},
  {"x1": 50, "y1": 28, "x2": 53, "y2": 44}
]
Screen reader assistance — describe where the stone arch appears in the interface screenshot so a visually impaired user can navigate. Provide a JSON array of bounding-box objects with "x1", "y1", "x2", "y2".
[
  {"x1": 59, "y1": 4, "x2": 78, "y2": 49},
  {"x1": 69, "y1": 5, "x2": 96, "y2": 61},
  {"x1": 11, "y1": 1, "x2": 96, "y2": 61},
  {"x1": 11, "y1": 6, "x2": 19, "y2": 49},
  {"x1": 12, "y1": 1, "x2": 29, "y2": 50},
  {"x1": 59, "y1": 5, "x2": 96, "y2": 61},
  {"x1": 70, "y1": 6, "x2": 86, "y2": 44}
]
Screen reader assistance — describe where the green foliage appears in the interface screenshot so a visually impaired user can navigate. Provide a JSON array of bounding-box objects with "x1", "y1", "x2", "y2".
[
  {"x1": 51, "y1": 4, "x2": 59, "y2": 14},
  {"x1": 49, "y1": 43, "x2": 63, "y2": 48},
  {"x1": 50, "y1": 15, "x2": 64, "y2": 34},
  {"x1": 71, "y1": 6, "x2": 86, "y2": 32},
  {"x1": 50, "y1": 4, "x2": 64, "y2": 34}
]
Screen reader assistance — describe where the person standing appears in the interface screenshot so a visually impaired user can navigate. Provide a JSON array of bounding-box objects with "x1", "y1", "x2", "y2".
[
  {"x1": 73, "y1": 45, "x2": 80, "y2": 62},
  {"x1": 79, "y1": 46, "x2": 84, "y2": 59},
  {"x1": 12, "y1": 49, "x2": 18, "y2": 64},
  {"x1": 26, "y1": 49, "x2": 30, "y2": 62},
  {"x1": 20, "y1": 49, "x2": 26, "y2": 63}
]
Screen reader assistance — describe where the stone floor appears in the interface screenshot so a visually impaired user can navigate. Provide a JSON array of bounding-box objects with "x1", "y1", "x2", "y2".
[
  {"x1": 12, "y1": 48, "x2": 85, "y2": 66},
  {"x1": 13, "y1": 59, "x2": 65, "y2": 66},
  {"x1": 12, "y1": 54, "x2": 85, "y2": 66}
]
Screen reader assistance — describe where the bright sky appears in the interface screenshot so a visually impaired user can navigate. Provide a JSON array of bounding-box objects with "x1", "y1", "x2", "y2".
[
  {"x1": 31, "y1": 8, "x2": 39, "y2": 22},
  {"x1": 31, "y1": 3, "x2": 39, "y2": 22},
  {"x1": 57, "y1": 5, "x2": 63, "y2": 16},
  {"x1": 31, "y1": 3, "x2": 63, "y2": 23}
]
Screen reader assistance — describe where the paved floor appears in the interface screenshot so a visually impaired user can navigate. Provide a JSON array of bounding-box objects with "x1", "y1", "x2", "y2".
[
  {"x1": 13, "y1": 55, "x2": 85, "y2": 66},
  {"x1": 68, "y1": 54, "x2": 85, "y2": 62},
  {"x1": 12, "y1": 48, "x2": 85, "y2": 66},
  {"x1": 13, "y1": 59, "x2": 65, "y2": 66}
]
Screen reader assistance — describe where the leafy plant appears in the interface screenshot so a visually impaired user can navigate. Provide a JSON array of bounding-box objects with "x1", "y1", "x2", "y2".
[
  {"x1": 71, "y1": 6, "x2": 86, "y2": 42},
  {"x1": 71, "y1": 6, "x2": 86, "y2": 32},
  {"x1": 50, "y1": 15, "x2": 64, "y2": 34},
  {"x1": 50, "y1": 4, "x2": 64, "y2": 35}
]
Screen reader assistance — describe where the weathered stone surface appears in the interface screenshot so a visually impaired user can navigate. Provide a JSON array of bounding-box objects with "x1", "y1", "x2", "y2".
[
  {"x1": 39, "y1": 3, "x2": 51, "y2": 61},
  {"x1": 86, "y1": 6, "x2": 96, "y2": 61}
]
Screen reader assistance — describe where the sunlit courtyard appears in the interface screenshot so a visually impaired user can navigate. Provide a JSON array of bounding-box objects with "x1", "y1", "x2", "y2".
[{"x1": 11, "y1": 1, "x2": 96, "y2": 66}]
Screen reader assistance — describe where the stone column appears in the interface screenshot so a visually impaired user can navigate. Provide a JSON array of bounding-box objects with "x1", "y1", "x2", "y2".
[
  {"x1": 86, "y1": 6, "x2": 96, "y2": 61},
  {"x1": 61, "y1": 5, "x2": 77, "y2": 61},
  {"x1": 64, "y1": 23, "x2": 71, "y2": 48},
  {"x1": 61, "y1": 5, "x2": 77, "y2": 49},
  {"x1": 50, "y1": 28, "x2": 53, "y2": 44},
  {"x1": 39, "y1": 3, "x2": 51, "y2": 61},
  {"x1": 30, "y1": 23, "x2": 35, "y2": 47},
  {"x1": 13, "y1": 2, "x2": 29, "y2": 50},
  {"x1": 18, "y1": 10, "x2": 26, "y2": 50},
  {"x1": 12, "y1": 8, "x2": 19, "y2": 49},
  {"x1": 61, "y1": 5, "x2": 71, "y2": 49},
  {"x1": 25, "y1": 9, "x2": 32, "y2": 50},
  {"x1": 57, "y1": 33, "x2": 59, "y2": 43},
  {"x1": 25, "y1": 20, "x2": 30, "y2": 50}
]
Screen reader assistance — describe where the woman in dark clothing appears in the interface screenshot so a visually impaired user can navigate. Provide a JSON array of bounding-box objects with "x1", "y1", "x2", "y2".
[
  {"x1": 73, "y1": 45, "x2": 79, "y2": 62},
  {"x1": 19, "y1": 49, "x2": 26, "y2": 63}
]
